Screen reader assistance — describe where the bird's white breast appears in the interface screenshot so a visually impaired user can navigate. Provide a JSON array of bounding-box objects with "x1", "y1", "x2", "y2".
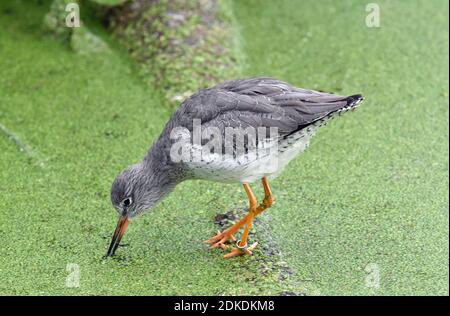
[{"x1": 185, "y1": 120, "x2": 325, "y2": 183}]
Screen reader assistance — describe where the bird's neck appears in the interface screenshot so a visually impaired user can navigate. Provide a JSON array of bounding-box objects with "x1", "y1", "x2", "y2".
[
  {"x1": 142, "y1": 140, "x2": 181, "y2": 189},
  {"x1": 143, "y1": 137, "x2": 169, "y2": 170}
]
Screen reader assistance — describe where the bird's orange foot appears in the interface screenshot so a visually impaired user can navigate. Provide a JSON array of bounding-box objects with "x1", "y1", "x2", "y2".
[
  {"x1": 223, "y1": 242, "x2": 258, "y2": 258},
  {"x1": 204, "y1": 230, "x2": 238, "y2": 249}
]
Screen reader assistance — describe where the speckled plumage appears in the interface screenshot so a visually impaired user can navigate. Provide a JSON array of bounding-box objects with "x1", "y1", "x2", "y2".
[
  {"x1": 152, "y1": 77, "x2": 362, "y2": 181},
  {"x1": 111, "y1": 77, "x2": 363, "y2": 217}
]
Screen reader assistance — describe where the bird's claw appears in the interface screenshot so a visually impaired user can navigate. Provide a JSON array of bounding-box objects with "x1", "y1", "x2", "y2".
[
  {"x1": 204, "y1": 230, "x2": 237, "y2": 249},
  {"x1": 223, "y1": 242, "x2": 258, "y2": 258},
  {"x1": 205, "y1": 229, "x2": 258, "y2": 258}
]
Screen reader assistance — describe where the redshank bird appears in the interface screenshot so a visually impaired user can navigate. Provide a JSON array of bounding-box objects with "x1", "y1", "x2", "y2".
[{"x1": 107, "y1": 77, "x2": 363, "y2": 258}]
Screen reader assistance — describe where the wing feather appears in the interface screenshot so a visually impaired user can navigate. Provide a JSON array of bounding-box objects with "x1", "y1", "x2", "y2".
[{"x1": 169, "y1": 77, "x2": 362, "y2": 140}]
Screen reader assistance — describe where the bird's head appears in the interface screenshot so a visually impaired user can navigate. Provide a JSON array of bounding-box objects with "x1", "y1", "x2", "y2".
[
  {"x1": 106, "y1": 163, "x2": 169, "y2": 257},
  {"x1": 110, "y1": 163, "x2": 163, "y2": 217}
]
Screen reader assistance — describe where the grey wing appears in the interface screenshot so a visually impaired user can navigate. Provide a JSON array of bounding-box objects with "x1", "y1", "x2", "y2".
[
  {"x1": 203, "y1": 77, "x2": 362, "y2": 137},
  {"x1": 166, "y1": 76, "x2": 363, "y2": 151},
  {"x1": 159, "y1": 77, "x2": 362, "y2": 163}
]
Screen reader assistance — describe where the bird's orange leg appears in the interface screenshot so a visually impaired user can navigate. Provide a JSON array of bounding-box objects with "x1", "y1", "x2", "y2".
[
  {"x1": 224, "y1": 177, "x2": 274, "y2": 258},
  {"x1": 205, "y1": 177, "x2": 275, "y2": 258},
  {"x1": 204, "y1": 183, "x2": 256, "y2": 249},
  {"x1": 203, "y1": 215, "x2": 247, "y2": 249},
  {"x1": 223, "y1": 184, "x2": 259, "y2": 258},
  {"x1": 259, "y1": 176, "x2": 274, "y2": 213}
]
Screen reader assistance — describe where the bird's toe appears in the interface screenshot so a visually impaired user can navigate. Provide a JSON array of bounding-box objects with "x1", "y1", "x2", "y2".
[
  {"x1": 223, "y1": 242, "x2": 258, "y2": 259},
  {"x1": 204, "y1": 231, "x2": 237, "y2": 246}
]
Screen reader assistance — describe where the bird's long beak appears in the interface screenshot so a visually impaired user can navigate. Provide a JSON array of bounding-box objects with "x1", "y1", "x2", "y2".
[{"x1": 106, "y1": 216, "x2": 129, "y2": 257}]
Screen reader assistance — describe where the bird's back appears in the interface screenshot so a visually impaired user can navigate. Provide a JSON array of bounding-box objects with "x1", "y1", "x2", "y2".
[{"x1": 156, "y1": 77, "x2": 363, "y2": 183}]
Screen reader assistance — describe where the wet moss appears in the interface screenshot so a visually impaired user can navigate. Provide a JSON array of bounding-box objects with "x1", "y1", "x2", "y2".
[{"x1": 108, "y1": 0, "x2": 240, "y2": 106}]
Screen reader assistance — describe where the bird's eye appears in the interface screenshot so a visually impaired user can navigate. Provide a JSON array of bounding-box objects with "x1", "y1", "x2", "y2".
[{"x1": 122, "y1": 198, "x2": 132, "y2": 207}]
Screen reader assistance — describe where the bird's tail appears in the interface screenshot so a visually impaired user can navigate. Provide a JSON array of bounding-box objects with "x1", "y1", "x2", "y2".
[
  {"x1": 333, "y1": 94, "x2": 364, "y2": 117},
  {"x1": 346, "y1": 94, "x2": 364, "y2": 109}
]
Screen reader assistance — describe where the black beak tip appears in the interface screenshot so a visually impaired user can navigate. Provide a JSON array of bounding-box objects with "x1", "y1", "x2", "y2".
[
  {"x1": 106, "y1": 216, "x2": 129, "y2": 258},
  {"x1": 106, "y1": 239, "x2": 119, "y2": 257}
]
